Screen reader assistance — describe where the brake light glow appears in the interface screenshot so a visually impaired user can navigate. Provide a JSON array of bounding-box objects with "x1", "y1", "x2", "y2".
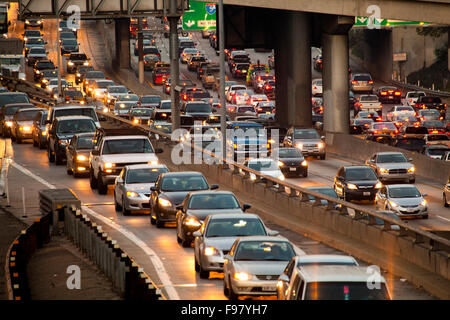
[
  {"x1": 394, "y1": 91, "x2": 401, "y2": 96},
  {"x1": 380, "y1": 92, "x2": 387, "y2": 95},
  {"x1": 368, "y1": 81, "x2": 374, "y2": 84}
]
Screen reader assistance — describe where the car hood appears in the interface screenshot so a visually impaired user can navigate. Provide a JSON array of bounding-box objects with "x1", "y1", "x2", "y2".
[
  {"x1": 100, "y1": 153, "x2": 159, "y2": 164},
  {"x1": 204, "y1": 236, "x2": 241, "y2": 251},
  {"x1": 389, "y1": 197, "x2": 423, "y2": 206},
  {"x1": 234, "y1": 260, "x2": 289, "y2": 275},
  {"x1": 16, "y1": 120, "x2": 33, "y2": 126},
  {"x1": 348, "y1": 180, "x2": 378, "y2": 187},
  {"x1": 375, "y1": 163, "x2": 413, "y2": 170},
  {"x1": 259, "y1": 170, "x2": 283, "y2": 178},
  {"x1": 279, "y1": 157, "x2": 304, "y2": 165},
  {"x1": 186, "y1": 208, "x2": 244, "y2": 221},
  {"x1": 125, "y1": 183, "x2": 155, "y2": 193},
  {"x1": 56, "y1": 133, "x2": 77, "y2": 140},
  {"x1": 160, "y1": 191, "x2": 191, "y2": 205},
  {"x1": 293, "y1": 138, "x2": 321, "y2": 144}
]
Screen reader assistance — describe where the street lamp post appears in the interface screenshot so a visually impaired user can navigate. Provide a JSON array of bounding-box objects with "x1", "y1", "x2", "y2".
[{"x1": 218, "y1": 0, "x2": 226, "y2": 164}]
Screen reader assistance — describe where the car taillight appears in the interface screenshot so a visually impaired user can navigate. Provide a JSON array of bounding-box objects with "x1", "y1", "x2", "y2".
[
  {"x1": 373, "y1": 130, "x2": 378, "y2": 134},
  {"x1": 265, "y1": 85, "x2": 272, "y2": 90},
  {"x1": 380, "y1": 92, "x2": 387, "y2": 95},
  {"x1": 394, "y1": 91, "x2": 401, "y2": 96},
  {"x1": 351, "y1": 81, "x2": 357, "y2": 84},
  {"x1": 395, "y1": 122, "x2": 401, "y2": 126},
  {"x1": 395, "y1": 130, "x2": 399, "y2": 134},
  {"x1": 368, "y1": 81, "x2": 374, "y2": 84},
  {"x1": 376, "y1": 117, "x2": 382, "y2": 121}
]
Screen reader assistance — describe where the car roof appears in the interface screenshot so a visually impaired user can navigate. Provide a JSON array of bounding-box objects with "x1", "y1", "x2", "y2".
[
  {"x1": 16, "y1": 107, "x2": 45, "y2": 113},
  {"x1": 124, "y1": 164, "x2": 168, "y2": 170},
  {"x1": 52, "y1": 105, "x2": 94, "y2": 110},
  {"x1": 189, "y1": 190, "x2": 235, "y2": 196},
  {"x1": 299, "y1": 265, "x2": 385, "y2": 283},
  {"x1": 55, "y1": 115, "x2": 94, "y2": 121},
  {"x1": 209, "y1": 213, "x2": 260, "y2": 220},
  {"x1": 297, "y1": 254, "x2": 358, "y2": 265},
  {"x1": 73, "y1": 132, "x2": 94, "y2": 137},
  {"x1": 375, "y1": 152, "x2": 404, "y2": 156},
  {"x1": 161, "y1": 171, "x2": 205, "y2": 177},
  {"x1": 344, "y1": 165, "x2": 372, "y2": 170},
  {"x1": 385, "y1": 184, "x2": 418, "y2": 189},
  {"x1": 103, "y1": 135, "x2": 149, "y2": 141},
  {"x1": 236, "y1": 235, "x2": 289, "y2": 242}
]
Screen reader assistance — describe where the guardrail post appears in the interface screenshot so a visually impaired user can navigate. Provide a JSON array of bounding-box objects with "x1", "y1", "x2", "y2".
[
  {"x1": 367, "y1": 215, "x2": 377, "y2": 225},
  {"x1": 353, "y1": 210, "x2": 364, "y2": 220}
]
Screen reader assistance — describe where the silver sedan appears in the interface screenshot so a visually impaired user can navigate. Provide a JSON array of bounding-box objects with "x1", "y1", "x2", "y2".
[
  {"x1": 375, "y1": 184, "x2": 428, "y2": 219},
  {"x1": 223, "y1": 236, "x2": 297, "y2": 300},
  {"x1": 114, "y1": 164, "x2": 169, "y2": 215},
  {"x1": 193, "y1": 213, "x2": 279, "y2": 279},
  {"x1": 366, "y1": 152, "x2": 415, "y2": 183}
]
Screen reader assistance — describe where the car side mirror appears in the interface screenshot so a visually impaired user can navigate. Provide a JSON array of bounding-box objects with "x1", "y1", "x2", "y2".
[
  {"x1": 150, "y1": 186, "x2": 158, "y2": 192},
  {"x1": 223, "y1": 254, "x2": 231, "y2": 261},
  {"x1": 193, "y1": 231, "x2": 202, "y2": 237},
  {"x1": 408, "y1": 158, "x2": 413, "y2": 162},
  {"x1": 155, "y1": 148, "x2": 163, "y2": 154},
  {"x1": 116, "y1": 177, "x2": 123, "y2": 184},
  {"x1": 267, "y1": 230, "x2": 279, "y2": 236},
  {"x1": 242, "y1": 203, "x2": 251, "y2": 212},
  {"x1": 91, "y1": 149, "x2": 100, "y2": 156},
  {"x1": 278, "y1": 274, "x2": 289, "y2": 283},
  {"x1": 422, "y1": 193, "x2": 427, "y2": 197},
  {"x1": 210, "y1": 184, "x2": 219, "y2": 190}
]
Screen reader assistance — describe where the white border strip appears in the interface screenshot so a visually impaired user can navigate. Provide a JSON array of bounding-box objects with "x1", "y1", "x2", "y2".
[{"x1": 10, "y1": 160, "x2": 180, "y2": 300}]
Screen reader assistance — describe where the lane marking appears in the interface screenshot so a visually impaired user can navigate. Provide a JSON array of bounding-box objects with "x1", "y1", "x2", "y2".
[
  {"x1": 10, "y1": 160, "x2": 180, "y2": 300},
  {"x1": 437, "y1": 215, "x2": 450, "y2": 222}
]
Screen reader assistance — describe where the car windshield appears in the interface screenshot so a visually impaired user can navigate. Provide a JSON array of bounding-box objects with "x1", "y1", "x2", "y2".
[
  {"x1": 423, "y1": 121, "x2": 444, "y2": 127},
  {"x1": 188, "y1": 194, "x2": 240, "y2": 209},
  {"x1": 0, "y1": 94, "x2": 30, "y2": 108},
  {"x1": 237, "y1": 106, "x2": 254, "y2": 112},
  {"x1": 396, "y1": 139, "x2": 425, "y2": 149},
  {"x1": 154, "y1": 112, "x2": 171, "y2": 121},
  {"x1": 76, "y1": 136, "x2": 94, "y2": 149},
  {"x1": 57, "y1": 119, "x2": 96, "y2": 134},
  {"x1": 373, "y1": 123, "x2": 396, "y2": 130},
  {"x1": 389, "y1": 187, "x2": 421, "y2": 198},
  {"x1": 160, "y1": 102, "x2": 171, "y2": 109},
  {"x1": 96, "y1": 81, "x2": 114, "y2": 88},
  {"x1": 60, "y1": 32, "x2": 75, "y2": 39},
  {"x1": 131, "y1": 109, "x2": 152, "y2": 116},
  {"x1": 25, "y1": 30, "x2": 40, "y2": 36},
  {"x1": 70, "y1": 54, "x2": 87, "y2": 60},
  {"x1": 30, "y1": 48, "x2": 46, "y2": 54},
  {"x1": 184, "y1": 49, "x2": 198, "y2": 54},
  {"x1": 377, "y1": 154, "x2": 407, "y2": 163},
  {"x1": 62, "y1": 39, "x2": 77, "y2": 45},
  {"x1": 126, "y1": 167, "x2": 169, "y2": 184},
  {"x1": 304, "y1": 282, "x2": 389, "y2": 300},
  {"x1": 160, "y1": 175, "x2": 209, "y2": 191},
  {"x1": 427, "y1": 148, "x2": 448, "y2": 156},
  {"x1": 102, "y1": 139, "x2": 154, "y2": 154},
  {"x1": 346, "y1": 168, "x2": 377, "y2": 180},
  {"x1": 43, "y1": 70, "x2": 57, "y2": 77},
  {"x1": 428, "y1": 135, "x2": 449, "y2": 141},
  {"x1": 141, "y1": 96, "x2": 161, "y2": 103},
  {"x1": 118, "y1": 95, "x2": 139, "y2": 101},
  {"x1": 17, "y1": 109, "x2": 40, "y2": 121},
  {"x1": 54, "y1": 108, "x2": 97, "y2": 121},
  {"x1": 86, "y1": 71, "x2": 105, "y2": 79},
  {"x1": 205, "y1": 218, "x2": 266, "y2": 237},
  {"x1": 26, "y1": 39, "x2": 44, "y2": 45},
  {"x1": 108, "y1": 86, "x2": 127, "y2": 93},
  {"x1": 191, "y1": 92, "x2": 211, "y2": 99},
  {"x1": 231, "y1": 125, "x2": 265, "y2": 136},
  {"x1": 248, "y1": 160, "x2": 278, "y2": 171},
  {"x1": 49, "y1": 79, "x2": 68, "y2": 86},
  {"x1": 144, "y1": 55, "x2": 160, "y2": 61},
  {"x1": 395, "y1": 107, "x2": 413, "y2": 112},
  {"x1": 235, "y1": 241, "x2": 295, "y2": 261},
  {"x1": 279, "y1": 148, "x2": 302, "y2": 158},
  {"x1": 186, "y1": 104, "x2": 211, "y2": 113},
  {"x1": 36, "y1": 61, "x2": 55, "y2": 69},
  {"x1": 421, "y1": 110, "x2": 439, "y2": 116},
  {"x1": 354, "y1": 119, "x2": 373, "y2": 125},
  {"x1": 294, "y1": 129, "x2": 320, "y2": 139}
]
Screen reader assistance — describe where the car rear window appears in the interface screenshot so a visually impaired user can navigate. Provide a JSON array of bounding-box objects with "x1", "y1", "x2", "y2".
[{"x1": 354, "y1": 75, "x2": 372, "y2": 81}]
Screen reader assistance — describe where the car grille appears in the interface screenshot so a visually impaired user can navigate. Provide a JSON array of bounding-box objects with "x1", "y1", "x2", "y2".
[
  {"x1": 399, "y1": 209, "x2": 420, "y2": 214},
  {"x1": 255, "y1": 275, "x2": 278, "y2": 280},
  {"x1": 401, "y1": 205, "x2": 418, "y2": 208},
  {"x1": 141, "y1": 203, "x2": 150, "y2": 208},
  {"x1": 358, "y1": 185, "x2": 374, "y2": 189},
  {"x1": 389, "y1": 169, "x2": 407, "y2": 174},
  {"x1": 111, "y1": 162, "x2": 148, "y2": 173}
]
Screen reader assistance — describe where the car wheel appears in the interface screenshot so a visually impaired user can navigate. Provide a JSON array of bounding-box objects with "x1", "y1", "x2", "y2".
[
  {"x1": 150, "y1": 215, "x2": 156, "y2": 225},
  {"x1": 194, "y1": 255, "x2": 200, "y2": 272},
  {"x1": 303, "y1": 170, "x2": 308, "y2": 178},
  {"x1": 48, "y1": 147, "x2": 55, "y2": 163},
  {"x1": 66, "y1": 164, "x2": 73, "y2": 175},
  {"x1": 16, "y1": 136, "x2": 22, "y2": 144},
  {"x1": 199, "y1": 263, "x2": 209, "y2": 279},
  {"x1": 155, "y1": 217, "x2": 164, "y2": 228},
  {"x1": 33, "y1": 136, "x2": 38, "y2": 147},
  {"x1": 343, "y1": 190, "x2": 350, "y2": 202},
  {"x1": 55, "y1": 151, "x2": 63, "y2": 165},
  {"x1": 228, "y1": 277, "x2": 239, "y2": 300},
  {"x1": 444, "y1": 193, "x2": 449, "y2": 207},
  {"x1": 223, "y1": 277, "x2": 230, "y2": 297},
  {"x1": 409, "y1": 178, "x2": 415, "y2": 184},
  {"x1": 122, "y1": 197, "x2": 131, "y2": 216},
  {"x1": 89, "y1": 168, "x2": 98, "y2": 189},
  {"x1": 422, "y1": 215, "x2": 428, "y2": 219},
  {"x1": 114, "y1": 194, "x2": 122, "y2": 212},
  {"x1": 320, "y1": 154, "x2": 326, "y2": 160},
  {"x1": 97, "y1": 173, "x2": 108, "y2": 195}
]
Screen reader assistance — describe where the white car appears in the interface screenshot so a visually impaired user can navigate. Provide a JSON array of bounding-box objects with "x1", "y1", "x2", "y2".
[
  {"x1": 249, "y1": 94, "x2": 269, "y2": 107},
  {"x1": 104, "y1": 85, "x2": 129, "y2": 105},
  {"x1": 355, "y1": 94, "x2": 382, "y2": 113},
  {"x1": 312, "y1": 78, "x2": 323, "y2": 97},
  {"x1": 91, "y1": 79, "x2": 115, "y2": 100},
  {"x1": 226, "y1": 84, "x2": 247, "y2": 102},
  {"x1": 223, "y1": 236, "x2": 297, "y2": 299},
  {"x1": 375, "y1": 184, "x2": 428, "y2": 219},
  {"x1": 243, "y1": 158, "x2": 285, "y2": 181},
  {"x1": 404, "y1": 91, "x2": 426, "y2": 107},
  {"x1": 46, "y1": 78, "x2": 69, "y2": 93},
  {"x1": 386, "y1": 105, "x2": 416, "y2": 122},
  {"x1": 232, "y1": 89, "x2": 254, "y2": 105}
]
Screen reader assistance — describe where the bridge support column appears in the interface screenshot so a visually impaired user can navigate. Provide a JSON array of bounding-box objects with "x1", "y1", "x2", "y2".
[
  {"x1": 363, "y1": 29, "x2": 393, "y2": 83},
  {"x1": 274, "y1": 11, "x2": 312, "y2": 128},
  {"x1": 321, "y1": 15, "x2": 353, "y2": 134},
  {"x1": 114, "y1": 18, "x2": 131, "y2": 69}
]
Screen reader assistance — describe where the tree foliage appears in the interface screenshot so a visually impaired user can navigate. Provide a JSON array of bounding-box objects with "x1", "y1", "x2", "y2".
[{"x1": 416, "y1": 26, "x2": 449, "y2": 38}]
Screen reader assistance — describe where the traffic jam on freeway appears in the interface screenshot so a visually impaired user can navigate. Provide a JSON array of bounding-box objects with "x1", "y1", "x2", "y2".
[{"x1": 0, "y1": 0, "x2": 449, "y2": 303}]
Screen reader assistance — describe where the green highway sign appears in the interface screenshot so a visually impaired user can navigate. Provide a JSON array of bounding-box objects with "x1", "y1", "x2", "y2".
[
  {"x1": 182, "y1": 1, "x2": 217, "y2": 30},
  {"x1": 354, "y1": 17, "x2": 429, "y2": 27}
]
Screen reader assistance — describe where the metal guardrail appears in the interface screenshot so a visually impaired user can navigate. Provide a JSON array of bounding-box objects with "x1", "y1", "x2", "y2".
[
  {"x1": 391, "y1": 79, "x2": 450, "y2": 98},
  {"x1": 0, "y1": 75, "x2": 57, "y2": 105},
  {"x1": 101, "y1": 111, "x2": 450, "y2": 255}
]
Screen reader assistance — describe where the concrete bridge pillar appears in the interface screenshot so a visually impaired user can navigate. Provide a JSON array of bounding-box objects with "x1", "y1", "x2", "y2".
[
  {"x1": 274, "y1": 11, "x2": 312, "y2": 128},
  {"x1": 114, "y1": 18, "x2": 131, "y2": 69},
  {"x1": 321, "y1": 15, "x2": 353, "y2": 134}
]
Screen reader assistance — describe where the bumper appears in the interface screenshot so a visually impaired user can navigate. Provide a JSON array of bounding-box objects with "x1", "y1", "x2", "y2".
[
  {"x1": 378, "y1": 172, "x2": 415, "y2": 182},
  {"x1": 281, "y1": 166, "x2": 307, "y2": 176},
  {"x1": 351, "y1": 85, "x2": 373, "y2": 92},
  {"x1": 124, "y1": 195, "x2": 151, "y2": 212},
  {"x1": 392, "y1": 207, "x2": 428, "y2": 219},
  {"x1": 230, "y1": 278, "x2": 277, "y2": 296},
  {"x1": 347, "y1": 189, "x2": 378, "y2": 200},
  {"x1": 300, "y1": 149, "x2": 325, "y2": 156},
  {"x1": 154, "y1": 206, "x2": 177, "y2": 222},
  {"x1": 17, "y1": 130, "x2": 33, "y2": 139},
  {"x1": 102, "y1": 173, "x2": 119, "y2": 185},
  {"x1": 379, "y1": 97, "x2": 401, "y2": 104},
  {"x1": 200, "y1": 254, "x2": 225, "y2": 272}
]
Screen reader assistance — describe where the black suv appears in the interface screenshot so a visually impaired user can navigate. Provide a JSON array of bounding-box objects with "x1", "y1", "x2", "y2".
[
  {"x1": 33, "y1": 59, "x2": 56, "y2": 82},
  {"x1": 67, "y1": 53, "x2": 89, "y2": 74},
  {"x1": 334, "y1": 166, "x2": 381, "y2": 202}
]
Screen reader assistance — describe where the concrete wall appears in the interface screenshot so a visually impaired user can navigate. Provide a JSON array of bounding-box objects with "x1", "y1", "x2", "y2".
[
  {"x1": 325, "y1": 133, "x2": 450, "y2": 185},
  {"x1": 363, "y1": 29, "x2": 393, "y2": 82},
  {"x1": 391, "y1": 27, "x2": 447, "y2": 82}
]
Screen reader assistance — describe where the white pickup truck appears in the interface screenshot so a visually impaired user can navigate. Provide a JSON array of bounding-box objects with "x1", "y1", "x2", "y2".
[
  {"x1": 89, "y1": 131, "x2": 163, "y2": 195},
  {"x1": 354, "y1": 94, "x2": 382, "y2": 114}
]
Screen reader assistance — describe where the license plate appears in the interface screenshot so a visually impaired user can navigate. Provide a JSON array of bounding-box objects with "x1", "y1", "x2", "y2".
[
  {"x1": 289, "y1": 168, "x2": 296, "y2": 171},
  {"x1": 262, "y1": 286, "x2": 275, "y2": 291},
  {"x1": 389, "y1": 96, "x2": 393, "y2": 99},
  {"x1": 363, "y1": 192, "x2": 370, "y2": 196}
]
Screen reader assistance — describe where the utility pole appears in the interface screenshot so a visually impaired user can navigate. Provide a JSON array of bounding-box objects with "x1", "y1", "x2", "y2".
[
  {"x1": 56, "y1": 15, "x2": 62, "y2": 100},
  {"x1": 218, "y1": 0, "x2": 226, "y2": 163},
  {"x1": 138, "y1": 17, "x2": 144, "y2": 84},
  {"x1": 168, "y1": 0, "x2": 181, "y2": 130}
]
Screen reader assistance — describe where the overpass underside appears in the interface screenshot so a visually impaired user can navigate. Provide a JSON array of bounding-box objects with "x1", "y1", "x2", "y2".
[{"x1": 223, "y1": 6, "x2": 355, "y2": 133}]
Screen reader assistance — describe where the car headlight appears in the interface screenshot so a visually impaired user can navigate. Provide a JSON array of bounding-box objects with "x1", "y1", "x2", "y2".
[
  {"x1": 278, "y1": 161, "x2": 284, "y2": 167},
  {"x1": 408, "y1": 167, "x2": 415, "y2": 173},
  {"x1": 379, "y1": 168, "x2": 388, "y2": 174},
  {"x1": 42, "y1": 79, "x2": 48, "y2": 83},
  {"x1": 375, "y1": 182, "x2": 382, "y2": 189},
  {"x1": 5, "y1": 121, "x2": 13, "y2": 127},
  {"x1": 83, "y1": 61, "x2": 89, "y2": 66},
  {"x1": 389, "y1": 201, "x2": 398, "y2": 208},
  {"x1": 103, "y1": 107, "x2": 108, "y2": 113},
  {"x1": 234, "y1": 272, "x2": 250, "y2": 281},
  {"x1": 25, "y1": 20, "x2": 30, "y2": 24},
  {"x1": 76, "y1": 73, "x2": 81, "y2": 77},
  {"x1": 158, "y1": 198, "x2": 172, "y2": 207},
  {"x1": 204, "y1": 247, "x2": 220, "y2": 256},
  {"x1": 301, "y1": 160, "x2": 308, "y2": 166},
  {"x1": 68, "y1": 61, "x2": 74, "y2": 66},
  {"x1": 295, "y1": 143, "x2": 303, "y2": 150},
  {"x1": 20, "y1": 126, "x2": 31, "y2": 131},
  {"x1": 347, "y1": 183, "x2": 358, "y2": 190},
  {"x1": 76, "y1": 155, "x2": 87, "y2": 161},
  {"x1": 126, "y1": 191, "x2": 139, "y2": 198},
  {"x1": 318, "y1": 142, "x2": 325, "y2": 149},
  {"x1": 35, "y1": 70, "x2": 40, "y2": 74},
  {"x1": 184, "y1": 216, "x2": 201, "y2": 227},
  {"x1": 420, "y1": 200, "x2": 427, "y2": 207},
  {"x1": 133, "y1": 119, "x2": 139, "y2": 124},
  {"x1": 104, "y1": 162, "x2": 114, "y2": 168},
  {"x1": 148, "y1": 160, "x2": 159, "y2": 165}
]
